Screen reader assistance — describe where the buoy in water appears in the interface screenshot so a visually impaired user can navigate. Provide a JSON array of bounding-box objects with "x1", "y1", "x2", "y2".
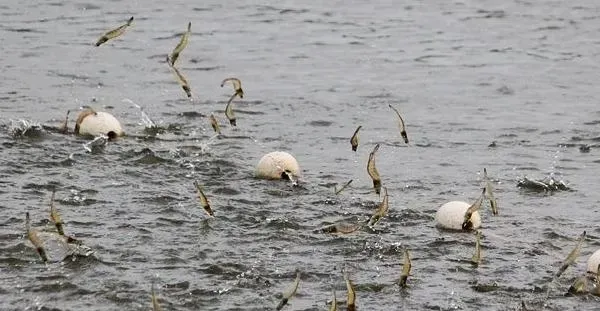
[
  {"x1": 587, "y1": 249, "x2": 600, "y2": 274},
  {"x1": 255, "y1": 151, "x2": 300, "y2": 180},
  {"x1": 75, "y1": 109, "x2": 124, "y2": 139},
  {"x1": 435, "y1": 201, "x2": 481, "y2": 230}
]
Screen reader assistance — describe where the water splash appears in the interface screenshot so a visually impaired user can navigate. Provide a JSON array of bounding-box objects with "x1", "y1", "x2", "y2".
[
  {"x1": 83, "y1": 135, "x2": 108, "y2": 153},
  {"x1": 123, "y1": 98, "x2": 157, "y2": 128},
  {"x1": 9, "y1": 119, "x2": 44, "y2": 138}
]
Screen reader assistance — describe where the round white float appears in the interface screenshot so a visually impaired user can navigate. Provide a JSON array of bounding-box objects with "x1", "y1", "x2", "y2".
[
  {"x1": 587, "y1": 249, "x2": 600, "y2": 274},
  {"x1": 255, "y1": 151, "x2": 300, "y2": 180},
  {"x1": 435, "y1": 201, "x2": 481, "y2": 230},
  {"x1": 75, "y1": 110, "x2": 124, "y2": 138}
]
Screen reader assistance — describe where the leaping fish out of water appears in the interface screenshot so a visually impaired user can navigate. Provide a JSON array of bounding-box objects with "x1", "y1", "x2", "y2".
[
  {"x1": 225, "y1": 93, "x2": 237, "y2": 126},
  {"x1": 167, "y1": 56, "x2": 192, "y2": 98},
  {"x1": 25, "y1": 212, "x2": 48, "y2": 262},
  {"x1": 399, "y1": 248, "x2": 411, "y2": 288},
  {"x1": 276, "y1": 270, "x2": 301, "y2": 310},
  {"x1": 329, "y1": 289, "x2": 337, "y2": 311},
  {"x1": 49, "y1": 189, "x2": 64, "y2": 236},
  {"x1": 343, "y1": 269, "x2": 356, "y2": 311},
  {"x1": 556, "y1": 231, "x2": 586, "y2": 278},
  {"x1": 388, "y1": 104, "x2": 409, "y2": 144},
  {"x1": 350, "y1": 126, "x2": 362, "y2": 152},
  {"x1": 169, "y1": 22, "x2": 191, "y2": 66},
  {"x1": 319, "y1": 221, "x2": 363, "y2": 235},
  {"x1": 483, "y1": 168, "x2": 498, "y2": 215},
  {"x1": 151, "y1": 283, "x2": 162, "y2": 311},
  {"x1": 209, "y1": 114, "x2": 221, "y2": 134},
  {"x1": 95, "y1": 16, "x2": 134, "y2": 47},
  {"x1": 193, "y1": 181, "x2": 214, "y2": 217},
  {"x1": 221, "y1": 77, "x2": 244, "y2": 99},
  {"x1": 471, "y1": 230, "x2": 482, "y2": 266},
  {"x1": 60, "y1": 110, "x2": 70, "y2": 134},
  {"x1": 368, "y1": 187, "x2": 389, "y2": 227},
  {"x1": 367, "y1": 144, "x2": 382, "y2": 195},
  {"x1": 334, "y1": 179, "x2": 353, "y2": 195},
  {"x1": 462, "y1": 188, "x2": 485, "y2": 230}
]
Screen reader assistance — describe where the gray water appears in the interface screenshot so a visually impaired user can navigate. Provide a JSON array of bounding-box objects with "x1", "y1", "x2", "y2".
[{"x1": 1, "y1": 0, "x2": 600, "y2": 310}]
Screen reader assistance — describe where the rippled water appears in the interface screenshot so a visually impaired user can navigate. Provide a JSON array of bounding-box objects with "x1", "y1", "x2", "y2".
[{"x1": 2, "y1": 0, "x2": 600, "y2": 310}]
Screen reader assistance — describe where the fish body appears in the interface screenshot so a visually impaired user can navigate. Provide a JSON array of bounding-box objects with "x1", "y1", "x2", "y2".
[
  {"x1": 462, "y1": 188, "x2": 485, "y2": 230},
  {"x1": 95, "y1": 16, "x2": 134, "y2": 46},
  {"x1": 319, "y1": 222, "x2": 363, "y2": 235},
  {"x1": 26, "y1": 212, "x2": 48, "y2": 262},
  {"x1": 471, "y1": 230, "x2": 482, "y2": 266},
  {"x1": 60, "y1": 110, "x2": 70, "y2": 134},
  {"x1": 399, "y1": 249, "x2": 411, "y2": 287},
  {"x1": 388, "y1": 104, "x2": 409, "y2": 144},
  {"x1": 193, "y1": 181, "x2": 214, "y2": 217},
  {"x1": 334, "y1": 179, "x2": 353, "y2": 195},
  {"x1": 329, "y1": 289, "x2": 337, "y2": 311},
  {"x1": 167, "y1": 57, "x2": 192, "y2": 98},
  {"x1": 169, "y1": 22, "x2": 191, "y2": 66},
  {"x1": 49, "y1": 190, "x2": 64, "y2": 236},
  {"x1": 350, "y1": 126, "x2": 361, "y2": 152},
  {"x1": 225, "y1": 93, "x2": 237, "y2": 126},
  {"x1": 276, "y1": 270, "x2": 301, "y2": 310},
  {"x1": 483, "y1": 168, "x2": 498, "y2": 215},
  {"x1": 151, "y1": 283, "x2": 162, "y2": 311},
  {"x1": 368, "y1": 187, "x2": 389, "y2": 226},
  {"x1": 221, "y1": 77, "x2": 244, "y2": 98},
  {"x1": 367, "y1": 144, "x2": 381, "y2": 195},
  {"x1": 209, "y1": 114, "x2": 221, "y2": 134},
  {"x1": 343, "y1": 270, "x2": 356, "y2": 311},
  {"x1": 556, "y1": 231, "x2": 586, "y2": 278}
]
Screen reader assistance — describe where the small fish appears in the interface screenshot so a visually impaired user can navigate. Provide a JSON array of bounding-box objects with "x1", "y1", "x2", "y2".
[
  {"x1": 95, "y1": 16, "x2": 134, "y2": 46},
  {"x1": 225, "y1": 93, "x2": 237, "y2": 126},
  {"x1": 483, "y1": 168, "x2": 498, "y2": 215},
  {"x1": 49, "y1": 189, "x2": 64, "y2": 236},
  {"x1": 167, "y1": 56, "x2": 192, "y2": 98},
  {"x1": 334, "y1": 179, "x2": 353, "y2": 195},
  {"x1": 567, "y1": 275, "x2": 588, "y2": 295},
  {"x1": 276, "y1": 270, "x2": 301, "y2": 310},
  {"x1": 367, "y1": 144, "x2": 382, "y2": 195},
  {"x1": 329, "y1": 289, "x2": 337, "y2": 311},
  {"x1": 399, "y1": 249, "x2": 411, "y2": 288},
  {"x1": 60, "y1": 110, "x2": 70, "y2": 134},
  {"x1": 319, "y1": 222, "x2": 363, "y2": 235},
  {"x1": 350, "y1": 126, "x2": 361, "y2": 152},
  {"x1": 462, "y1": 188, "x2": 485, "y2": 230},
  {"x1": 193, "y1": 181, "x2": 214, "y2": 217},
  {"x1": 25, "y1": 212, "x2": 48, "y2": 262},
  {"x1": 368, "y1": 187, "x2": 389, "y2": 227},
  {"x1": 555, "y1": 231, "x2": 586, "y2": 278},
  {"x1": 388, "y1": 104, "x2": 409, "y2": 144},
  {"x1": 209, "y1": 114, "x2": 221, "y2": 134},
  {"x1": 169, "y1": 22, "x2": 191, "y2": 66},
  {"x1": 151, "y1": 283, "x2": 162, "y2": 311},
  {"x1": 471, "y1": 230, "x2": 482, "y2": 266},
  {"x1": 343, "y1": 270, "x2": 356, "y2": 311},
  {"x1": 221, "y1": 77, "x2": 244, "y2": 98}
]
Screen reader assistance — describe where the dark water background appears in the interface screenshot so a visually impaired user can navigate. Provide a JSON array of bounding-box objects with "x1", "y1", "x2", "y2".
[{"x1": 2, "y1": 0, "x2": 600, "y2": 310}]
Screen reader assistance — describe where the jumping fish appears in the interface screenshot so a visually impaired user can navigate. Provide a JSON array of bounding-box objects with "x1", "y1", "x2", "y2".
[
  {"x1": 225, "y1": 93, "x2": 237, "y2": 126},
  {"x1": 329, "y1": 289, "x2": 337, "y2": 311},
  {"x1": 167, "y1": 56, "x2": 192, "y2": 98},
  {"x1": 221, "y1": 77, "x2": 244, "y2": 99},
  {"x1": 343, "y1": 270, "x2": 356, "y2": 311},
  {"x1": 95, "y1": 16, "x2": 134, "y2": 46},
  {"x1": 193, "y1": 181, "x2": 214, "y2": 217},
  {"x1": 151, "y1": 283, "x2": 162, "y2": 311},
  {"x1": 60, "y1": 110, "x2": 70, "y2": 134},
  {"x1": 399, "y1": 249, "x2": 411, "y2": 288},
  {"x1": 555, "y1": 231, "x2": 586, "y2": 278},
  {"x1": 368, "y1": 187, "x2": 389, "y2": 227},
  {"x1": 388, "y1": 104, "x2": 409, "y2": 144},
  {"x1": 334, "y1": 179, "x2": 353, "y2": 195},
  {"x1": 25, "y1": 212, "x2": 48, "y2": 262},
  {"x1": 169, "y1": 22, "x2": 191, "y2": 66},
  {"x1": 319, "y1": 222, "x2": 363, "y2": 235},
  {"x1": 276, "y1": 270, "x2": 301, "y2": 310},
  {"x1": 471, "y1": 230, "x2": 482, "y2": 266},
  {"x1": 367, "y1": 144, "x2": 382, "y2": 195},
  {"x1": 350, "y1": 126, "x2": 362, "y2": 152},
  {"x1": 462, "y1": 188, "x2": 485, "y2": 230},
  {"x1": 209, "y1": 114, "x2": 221, "y2": 134},
  {"x1": 49, "y1": 189, "x2": 64, "y2": 236},
  {"x1": 483, "y1": 168, "x2": 498, "y2": 215}
]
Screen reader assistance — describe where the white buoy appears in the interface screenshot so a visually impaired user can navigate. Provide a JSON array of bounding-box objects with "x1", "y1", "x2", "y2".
[
  {"x1": 75, "y1": 109, "x2": 124, "y2": 138},
  {"x1": 587, "y1": 249, "x2": 600, "y2": 274},
  {"x1": 255, "y1": 151, "x2": 300, "y2": 180},
  {"x1": 435, "y1": 201, "x2": 481, "y2": 230}
]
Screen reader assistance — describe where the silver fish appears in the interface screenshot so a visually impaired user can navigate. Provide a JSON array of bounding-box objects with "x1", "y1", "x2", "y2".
[
  {"x1": 367, "y1": 144, "x2": 381, "y2": 195},
  {"x1": 471, "y1": 230, "x2": 482, "y2": 266},
  {"x1": 350, "y1": 126, "x2": 361, "y2": 152},
  {"x1": 556, "y1": 231, "x2": 586, "y2": 278},
  {"x1": 193, "y1": 181, "x2": 214, "y2": 217},
  {"x1": 334, "y1": 179, "x2": 353, "y2": 195},
  {"x1": 167, "y1": 56, "x2": 192, "y2": 98},
  {"x1": 169, "y1": 22, "x2": 191, "y2": 66},
  {"x1": 343, "y1": 270, "x2": 356, "y2": 311},
  {"x1": 483, "y1": 168, "x2": 498, "y2": 215},
  {"x1": 26, "y1": 212, "x2": 47, "y2": 262},
  {"x1": 399, "y1": 249, "x2": 411, "y2": 288},
  {"x1": 276, "y1": 270, "x2": 301, "y2": 310},
  {"x1": 225, "y1": 93, "x2": 237, "y2": 126},
  {"x1": 95, "y1": 16, "x2": 134, "y2": 46},
  {"x1": 209, "y1": 114, "x2": 221, "y2": 134},
  {"x1": 388, "y1": 104, "x2": 409, "y2": 144},
  {"x1": 221, "y1": 77, "x2": 244, "y2": 98},
  {"x1": 368, "y1": 187, "x2": 389, "y2": 227}
]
